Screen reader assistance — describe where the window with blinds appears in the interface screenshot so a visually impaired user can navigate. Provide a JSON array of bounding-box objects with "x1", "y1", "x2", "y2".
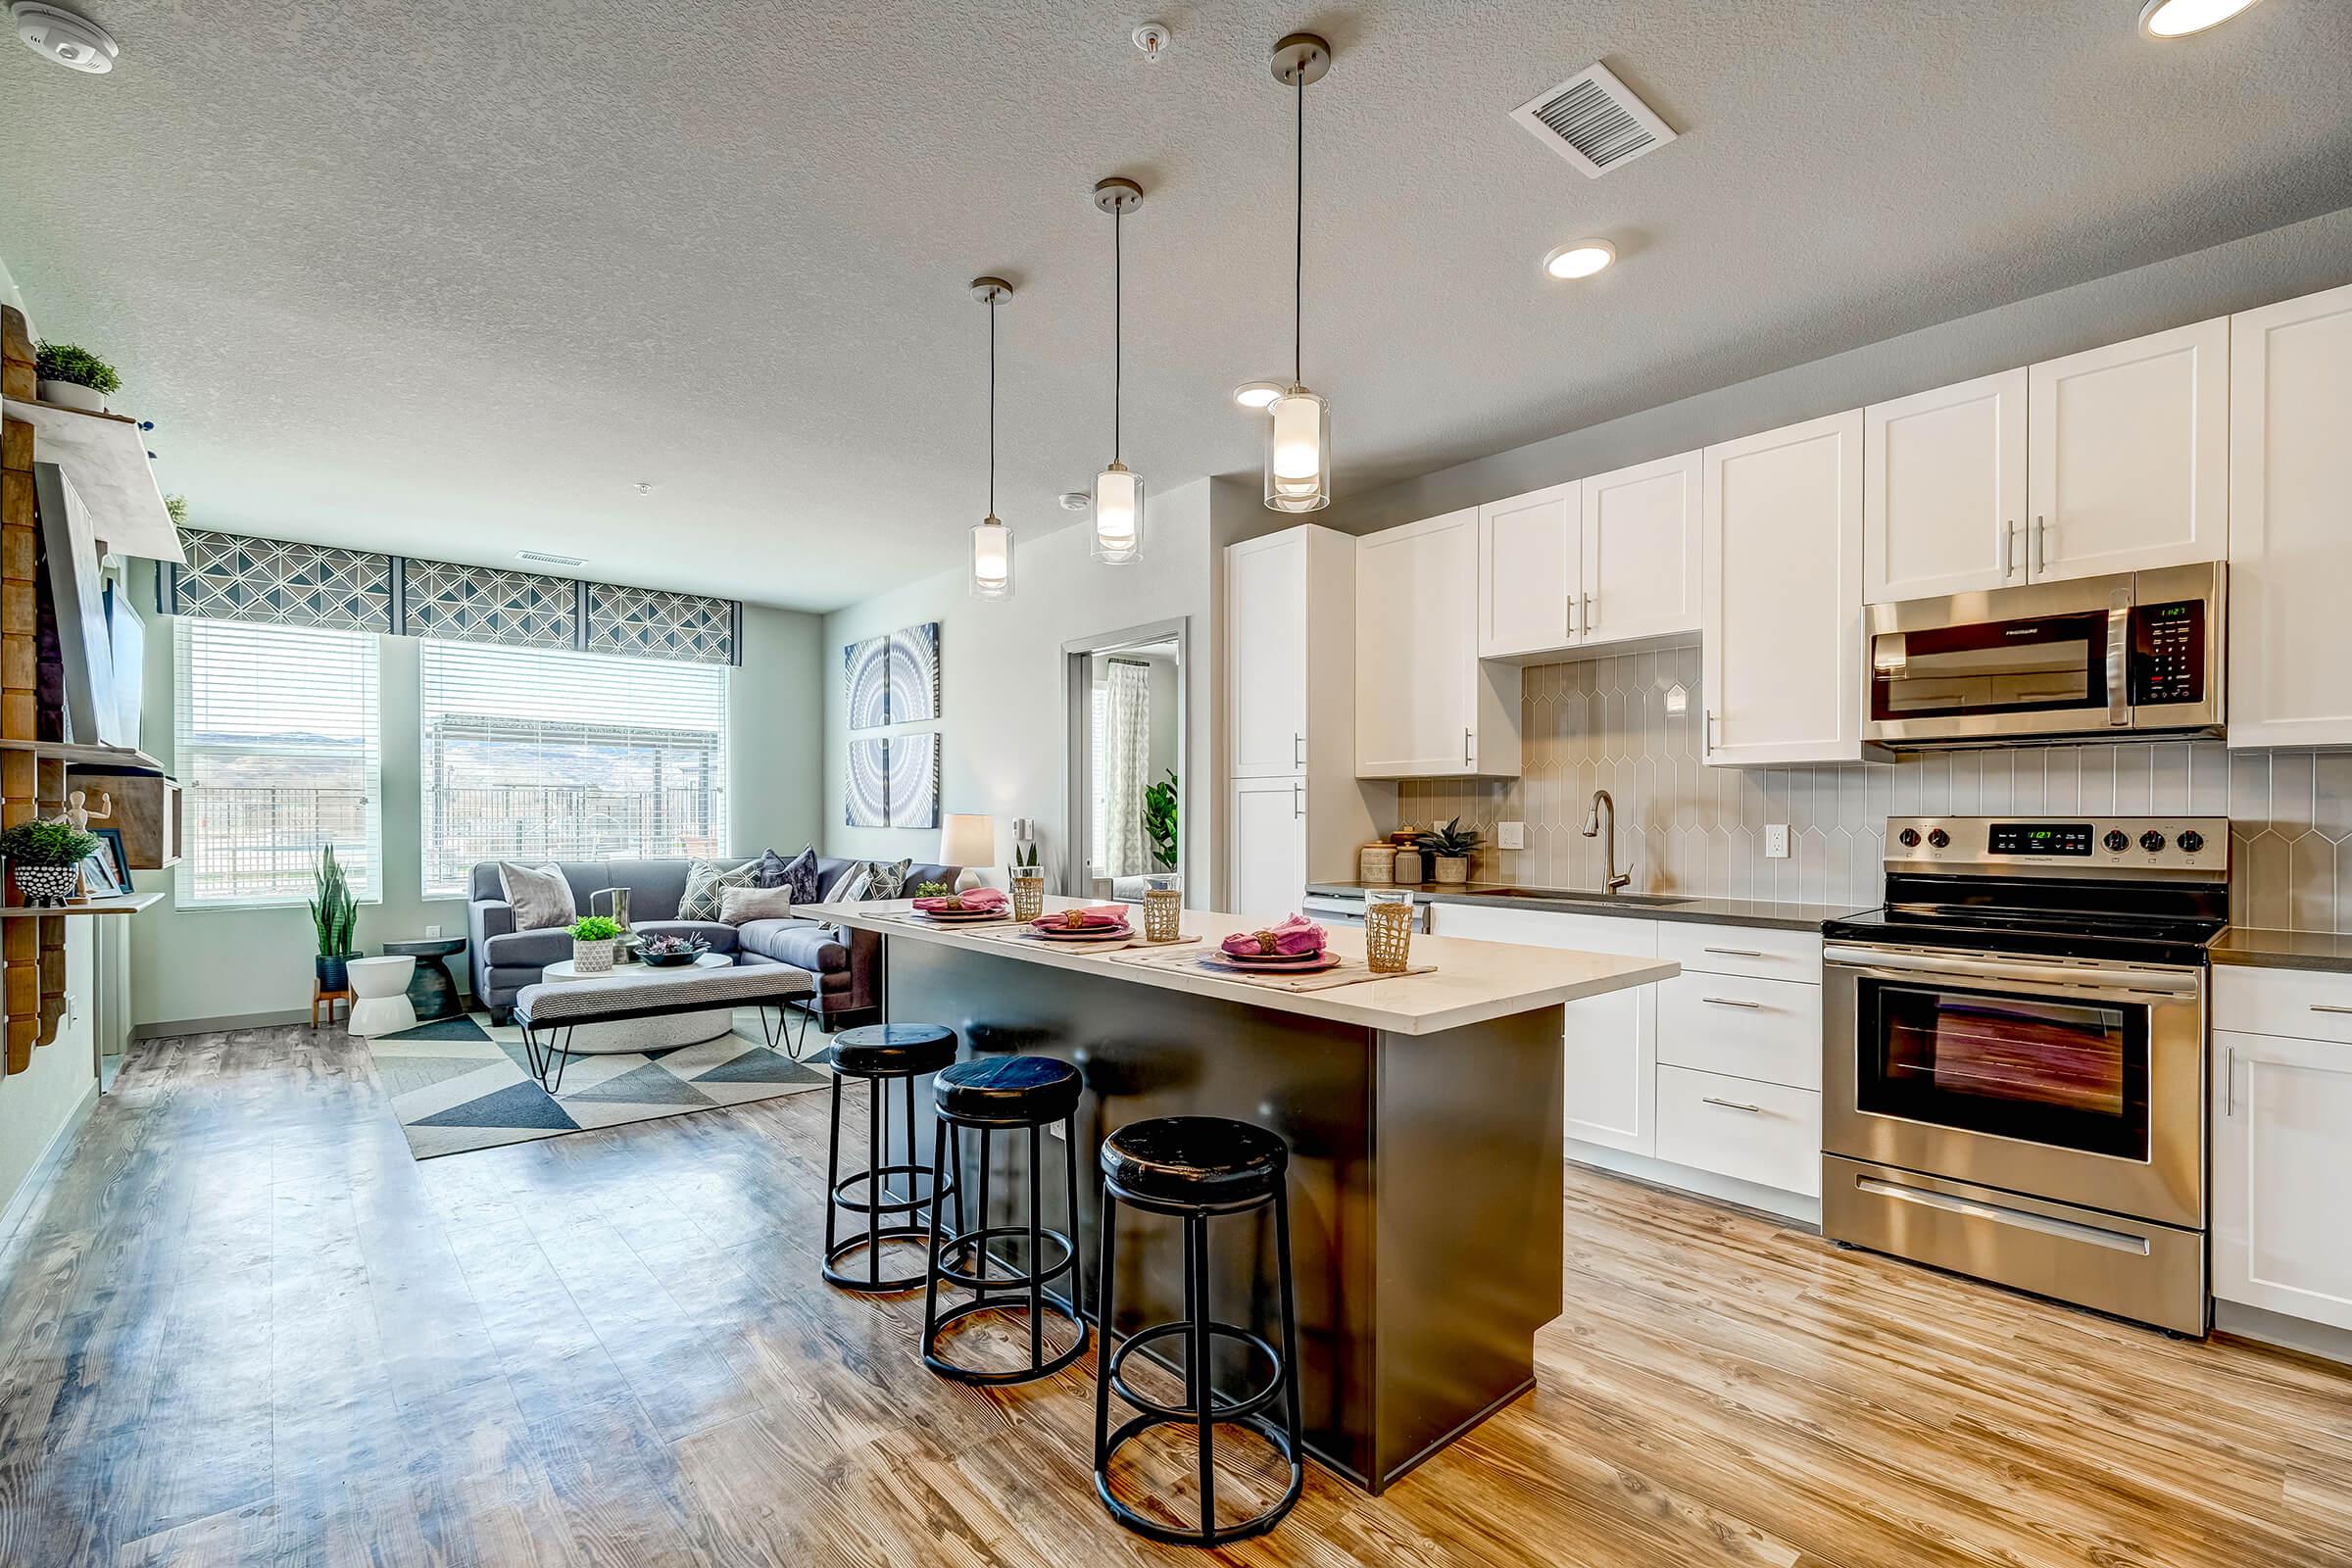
[
  {"x1": 418, "y1": 641, "x2": 729, "y2": 898},
  {"x1": 173, "y1": 618, "x2": 382, "y2": 908}
]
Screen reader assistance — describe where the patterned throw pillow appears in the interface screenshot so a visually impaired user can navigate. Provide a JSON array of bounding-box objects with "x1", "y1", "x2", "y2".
[
  {"x1": 856, "y1": 858, "x2": 914, "y2": 901},
  {"x1": 760, "y1": 845, "x2": 821, "y2": 905},
  {"x1": 678, "y1": 858, "x2": 760, "y2": 922},
  {"x1": 497, "y1": 861, "x2": 576, "y2": 931}
]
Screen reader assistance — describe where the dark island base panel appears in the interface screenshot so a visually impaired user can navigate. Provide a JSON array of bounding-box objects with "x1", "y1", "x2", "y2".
[{"x1": 881, "y1": 937, "x2": 1567, "y2": 1494}]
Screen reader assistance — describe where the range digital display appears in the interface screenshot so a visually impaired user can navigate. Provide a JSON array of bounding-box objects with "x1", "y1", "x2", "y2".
[{"x1": 1987, "y1": 822, "x2": 2094, "y2": 856}]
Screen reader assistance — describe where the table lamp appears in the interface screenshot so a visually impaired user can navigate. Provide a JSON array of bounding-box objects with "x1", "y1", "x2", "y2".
[{"x1": 940, "y1": 813, "x2": 994, "y2": 893}]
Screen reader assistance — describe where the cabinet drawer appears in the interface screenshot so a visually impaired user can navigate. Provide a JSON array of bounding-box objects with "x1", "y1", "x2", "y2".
[
  {"x1": 1429, "y1": 902, "x2": 1657, "y2": 958},
  {"x1": 2214, "y1": 966, "x2": 2352, "y2": 1045},
  {"x1": 1655, "y1": 1066, "x2": 1821, "y2": 1198},
  {"x1": 1656, "y1": 921, "x2": 1823, "y2": 983},
  {"x1": 1657, "y1": 972, "x2": 1822, "y2": 1089}
]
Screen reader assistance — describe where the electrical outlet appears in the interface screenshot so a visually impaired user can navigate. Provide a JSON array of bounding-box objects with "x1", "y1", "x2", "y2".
[
  {"x1": 1496, "y1": 820, "x2": 1525, "y2": 851},
  {"x1": 424, "y1": 923, "x2": 442, "y2": 938},
  {"x1": 1764, "y1": 824, "x2": 1789, "y2": 859}
]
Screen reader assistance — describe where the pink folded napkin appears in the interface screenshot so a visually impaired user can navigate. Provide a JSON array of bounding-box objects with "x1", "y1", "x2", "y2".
[
  {"x1": 1222, "y1": 914, "x2": 1328, "y2": 958},
  {"x1": 913, "y1": 887, "x2": 1007, "y2": 913},
  {"x1": 1032, "y1": 905, "x2": 1131, "y2": 931}
]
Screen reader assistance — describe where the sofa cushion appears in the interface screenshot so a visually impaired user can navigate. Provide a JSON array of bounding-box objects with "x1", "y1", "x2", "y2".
[
  {"x1": 497, "y1": 862, "x2": 576, "y2": 931},
  {"x1": 762, "y1": 846, "x2": 822, "y2": 904},
  {"x1": 631, "y1": 919, "x2": 741, "y2": 956},
  {"x1": 601, "y1": 859, "x2": 691, "y2": 922},
  {"x1": 737, "y1": 918, "x2": 851, "y2": 975},
  {"x1": 720, "y1": 884, "x2": 796, "y2": 925},
  {"x1": 481, "y1": 927, "x2": 575, "y2": 969},
  {"x1": 678, "y1": 858, "x2": 761, "y2": 921}
]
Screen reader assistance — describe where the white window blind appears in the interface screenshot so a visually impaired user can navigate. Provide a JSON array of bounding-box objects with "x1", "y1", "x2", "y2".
[
  {"x1": 418, "y1": 641, "x2": 729, "y2": 898},
  {"x1": 173, "y1": 618, "x2": 382, "y2": 908}
]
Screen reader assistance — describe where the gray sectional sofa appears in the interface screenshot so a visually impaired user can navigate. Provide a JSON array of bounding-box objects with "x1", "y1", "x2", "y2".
[{"x1": 466, "y1": 856, "x2": 957, "y2": 1027}]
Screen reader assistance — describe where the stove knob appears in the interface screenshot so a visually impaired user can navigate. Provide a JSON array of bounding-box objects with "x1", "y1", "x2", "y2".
[
  {"x1": 2140, "y1": 830, "x2": 2167, "y2": 853},
  {"x1": 2178, "y1": 829, "x2": 2205, "y2": 855},
  {"x1": 1926, "y1": 828, "x2": 1950, "y2": 850},
  {"x1": 2104, "y1": 829, "x2": 2131, "y2": 853},
  {"x1": 1897, "y1": 828, "x2": 1921, "y2": 848}
]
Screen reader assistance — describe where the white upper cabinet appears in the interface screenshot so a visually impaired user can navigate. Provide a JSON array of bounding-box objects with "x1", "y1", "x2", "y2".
[
  {"x1": 1864, "y1": 368, "x2": 2028, "y2": 603},
  {"x1": 1582, "y1": 450, "x2": 1701, "y2": 644},
  {"x1": 1226, "y1": 529, "x2": 1309, "y2": 778},
  {"x1": 1476, "y1": 481, "x2": 1578, "y2": 658},
  {"x1": 2026, "y1": 318, "x2": 2229, "y2": 582},
  {"x1": 1701, "y1": 410, "x2": 1868, "y2": 766},
  {"x1": 2228, "y1": 282, "x2": 2352, "y2": 750},
  {"x1": 1356, "y1": 509, "x2": 1521, "y2": 778}
]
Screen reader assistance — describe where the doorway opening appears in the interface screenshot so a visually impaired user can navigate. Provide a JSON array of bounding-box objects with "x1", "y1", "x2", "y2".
[{"x1": 1062, "y1": 618, "x2": 1186, "y2": 902}]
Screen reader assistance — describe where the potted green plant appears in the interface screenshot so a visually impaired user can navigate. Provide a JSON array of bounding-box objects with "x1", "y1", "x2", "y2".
[
  {"x1": 33, "y1": 340, "x2": 121, "y2": 415},
  {"x1": 1144, "y1": 768, "x2": 1179, "y2": 872},
  {"x1": 569, "y1": 914, "x2": 623, "y2": 973},
  {"x1": 1414, "y1": 816, "x2": 1483, "y2": 885},
  {"x1": 309, "y1": 845, "x2": 360, "y2": 990},
  {"x1": 1, "y1": 817, "x2": 99, "y2": 907}
]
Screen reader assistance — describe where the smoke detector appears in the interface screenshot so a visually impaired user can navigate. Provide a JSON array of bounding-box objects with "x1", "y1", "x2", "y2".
[
  {"x1": 12, "y1": 3, "x2": 118, "y2": 74},
  {"x1": 1511, "y1": 61, "x2": 1676, "y2": 178},
  {"x1": 1058, "y1": 492, "x2": 1091, "y2": 513}
]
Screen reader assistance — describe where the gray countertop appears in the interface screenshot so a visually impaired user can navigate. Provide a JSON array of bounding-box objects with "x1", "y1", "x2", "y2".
[
  {"x1": 1304, "y1": 880, "x2": 1861, "y2": 933},
  {"x1": 2211, "y1": 928, "x2": 2352, "y2": 974}
]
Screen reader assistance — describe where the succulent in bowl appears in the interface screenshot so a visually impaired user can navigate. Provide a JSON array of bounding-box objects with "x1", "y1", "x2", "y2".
[{"x1": 637, "y1": 933, "x2": 710, "y2": 966}]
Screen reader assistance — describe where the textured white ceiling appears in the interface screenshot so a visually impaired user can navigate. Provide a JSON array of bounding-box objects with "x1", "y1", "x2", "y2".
[{"x1": 4, "y1": 1, "x2": 2348, "y2": 610}]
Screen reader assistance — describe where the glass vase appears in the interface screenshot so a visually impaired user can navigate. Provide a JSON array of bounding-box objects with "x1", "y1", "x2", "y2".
[
  {"x1": 1009, "y1": 867, "x2": 1046, "y2": 922},
  {"x1": 1364, "y1": 889, "x2": 1415, "y2": 973}
]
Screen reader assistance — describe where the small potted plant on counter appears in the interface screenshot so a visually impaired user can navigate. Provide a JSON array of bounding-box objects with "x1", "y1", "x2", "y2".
[
  {"x1": 309, "y1": 845, "x2": 360, "y2": 991},
  {"x1": 569, "y1": 914, "x2": 623, "y2": 974},
  {"x1": 33, "y1": 340, "x2": 122, "y2": 414},
  {"x1": 1415, "y1": 816, "x2": 1482, "y2": 885},
  {"x1": 1008, "y1": 841, "x2": 1045, "y2": 921},
  {"x1": 1, "y1": 817, "x2": 98, "y2": 907}
]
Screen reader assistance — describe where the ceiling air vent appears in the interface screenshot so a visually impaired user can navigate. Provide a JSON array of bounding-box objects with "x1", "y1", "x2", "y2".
[
  {"x1": 516, "y1": 549, "x2": 589, "y2": 569},
  {"x1": 1510, "y1": 61, "x2": 1677, "y2": 178}
]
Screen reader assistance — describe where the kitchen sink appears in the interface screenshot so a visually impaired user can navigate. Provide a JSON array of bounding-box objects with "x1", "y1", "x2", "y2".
[{"x1": 1469, "y1": 887, "x2": 1696, "y2": 906}]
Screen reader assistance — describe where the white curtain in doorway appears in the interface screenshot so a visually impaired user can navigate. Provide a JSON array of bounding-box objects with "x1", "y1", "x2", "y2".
[{"x1": 1101, "y1": 660, "x2": 1152, "y2": 880}]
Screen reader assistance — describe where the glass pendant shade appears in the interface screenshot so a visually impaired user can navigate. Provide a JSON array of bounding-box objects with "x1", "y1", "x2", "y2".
[
  {"x1": 1092, "y1": 463, "x2": 1143, "y2": 562},
  {"x1": 1263, "y1": 387, "x2": 1331, "y2": 513},
  {"x1": 969, "y1": 515, "x2": 1013, "y2": 600}
]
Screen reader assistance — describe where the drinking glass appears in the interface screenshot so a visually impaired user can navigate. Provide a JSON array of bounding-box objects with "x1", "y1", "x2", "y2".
[
  {"x1": 1009, "y1": 866, "x2": 1046, "y2": 922},
  {"x1": 1143, "y1": 872, "x2": 1183, "y2": 942},
  {"x1": 1365, "y1": 888, "x2": 1415, "y2": 973}
]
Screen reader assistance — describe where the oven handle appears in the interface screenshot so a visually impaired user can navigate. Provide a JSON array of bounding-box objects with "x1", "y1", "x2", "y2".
[{"x1": 1823, "y1": 945, "x2": 2201, "y2": 997}]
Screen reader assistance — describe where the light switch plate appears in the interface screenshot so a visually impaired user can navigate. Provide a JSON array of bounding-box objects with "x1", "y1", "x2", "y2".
[
  {"x1": 424, "y1": 924, "x2": 442, "y2": 938},
  {"x1": 1764, "y1": 824, "x2": 1789, "y2": 859},
  {"x1": 1496, "y1": 820, "x2": 1525, "y2": 851}
]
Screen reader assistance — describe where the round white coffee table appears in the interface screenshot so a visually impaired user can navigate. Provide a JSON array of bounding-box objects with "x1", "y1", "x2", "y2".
[{"x1": 538, "y1": 954, "x2": 736, "y2": 1053}]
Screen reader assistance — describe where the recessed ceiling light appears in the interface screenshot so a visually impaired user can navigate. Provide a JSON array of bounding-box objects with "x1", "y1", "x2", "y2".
[
  {"x1": 1543, "y1": 240, "x2": 1616, "y2": 280},
  {"x1": 1232, "y1": 379, "x2": 1285, "y2": 410},
  {"x1": 2137, "y1": 0, "x2": 2262, "y2": 36}
]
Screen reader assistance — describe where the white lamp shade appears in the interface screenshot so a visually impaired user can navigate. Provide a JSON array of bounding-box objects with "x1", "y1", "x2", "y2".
[
  {"x1": 1264, "y1": 387, "x2": 1331, "y2": 513},
  {"x1": 940, "y1": 813, "x2": 995, "y2": 871},
  {"x1": 970, "y1": 516, "x2": 1013, "y2": 599},
  {"x1": 1092, "y1": 464, "x2": 1143, "y2": 562}
]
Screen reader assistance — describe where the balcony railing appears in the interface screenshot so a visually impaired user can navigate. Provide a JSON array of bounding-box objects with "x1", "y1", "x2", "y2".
[
  {"x1": 423, "y1": 783, "x2": 724, "y2": 894},
  {"x1": 180, "y1": 785, "x2": 373, "y2": 905}
]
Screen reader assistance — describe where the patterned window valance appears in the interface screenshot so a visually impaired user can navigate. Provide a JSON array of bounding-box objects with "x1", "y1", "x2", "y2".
[{"x1": 163, "y1": 531, "x2": 740, "y2": 665}]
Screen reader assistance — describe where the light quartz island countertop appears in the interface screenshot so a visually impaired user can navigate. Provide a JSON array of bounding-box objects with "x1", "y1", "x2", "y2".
[{"x1": 804, "y1": 896, "x2": 1679, "y2": 1036}]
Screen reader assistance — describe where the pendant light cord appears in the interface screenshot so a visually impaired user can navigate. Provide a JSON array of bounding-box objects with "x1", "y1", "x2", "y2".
[
  {"x1": 987, "y1": 292, "x2": 997, "y2": 515},
  {"x1": 1294, "y1": 73, "x2": 1304, "y2": 386},
  {"x1": 1113, "y1": 204, "x2": 1123, "y2": 464}
]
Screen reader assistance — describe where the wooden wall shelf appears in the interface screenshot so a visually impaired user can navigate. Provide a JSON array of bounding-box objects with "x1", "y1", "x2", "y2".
[
  {"x1": 0, "y1": 893, "x2": 162, "y2": 917},
  {"x1": 0, "y1": 737, "x2": 165, "y2": 770},
  {"x1": 0, "y1": 397, "x2": 184, "y2": 564}
]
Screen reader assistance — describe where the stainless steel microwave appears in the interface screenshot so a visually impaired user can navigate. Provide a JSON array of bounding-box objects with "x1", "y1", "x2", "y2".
[{"x1": 1864, "y1": 564, "x2": 2224, "y2": 748}]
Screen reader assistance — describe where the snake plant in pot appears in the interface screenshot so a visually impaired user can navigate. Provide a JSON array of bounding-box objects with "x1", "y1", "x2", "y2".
[
  {"x1": 309, "y1": 846, "x2": 360, "y2": 991},
  {"x1": 1414, "y1": 816, "x2": 1483, "y2": 885},
  {"x1": 1, "y1": 817, "x2": 99, "y2": 907}
]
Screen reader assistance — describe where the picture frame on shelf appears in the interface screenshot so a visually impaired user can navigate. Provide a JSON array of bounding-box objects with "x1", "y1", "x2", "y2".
[{"x1": 78, "y1": 826, "x2": 131, "y2": 899}]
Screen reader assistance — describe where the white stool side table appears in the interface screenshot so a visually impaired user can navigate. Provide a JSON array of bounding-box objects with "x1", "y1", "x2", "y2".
[{"x1": 348, "y1": 956, "x2": 418, "y2": 1037}]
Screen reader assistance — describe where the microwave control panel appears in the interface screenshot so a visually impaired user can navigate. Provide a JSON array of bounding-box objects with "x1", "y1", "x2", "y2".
[{"x1": 2130, "y1": 600, "x2": 2206, "y2": 706}]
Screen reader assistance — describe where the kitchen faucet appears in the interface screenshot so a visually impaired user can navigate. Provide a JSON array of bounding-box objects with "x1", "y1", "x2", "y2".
[{"x1": 1583, "y1": 790, "x2": 1633, "y2": 893}]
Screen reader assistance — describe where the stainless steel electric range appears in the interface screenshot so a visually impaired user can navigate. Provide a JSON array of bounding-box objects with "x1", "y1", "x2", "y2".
[{"x1": 1820, "y1": 816, "x2": 2230, "y2": 1335}]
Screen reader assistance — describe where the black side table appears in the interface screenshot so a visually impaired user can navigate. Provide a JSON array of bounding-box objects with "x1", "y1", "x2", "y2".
[{"x1": 381, "y1": 936, "x2": 468, "y2": 1021}]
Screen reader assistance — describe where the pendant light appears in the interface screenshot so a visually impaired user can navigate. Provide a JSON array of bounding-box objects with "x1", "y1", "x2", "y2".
[
  {"x1": 968, "y1": 276, "x2": 1014, "y2": 600},
  {"x1": 1092, "y1": 176, "x2": 1145, "y2": 563},
  {"x1": 1264, "y1": 32, "x2": 1332, "y2": 514}
]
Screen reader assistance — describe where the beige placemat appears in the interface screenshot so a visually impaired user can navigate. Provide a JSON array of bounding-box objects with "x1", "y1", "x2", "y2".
[{"x1": 1113, "y1": 946, "x2": 1437, "y2": 992}]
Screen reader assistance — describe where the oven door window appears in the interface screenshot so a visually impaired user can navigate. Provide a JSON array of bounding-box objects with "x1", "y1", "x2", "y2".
[
  {"x1": 1871, "y1": 611, "x2": 2108, "y2": 721},
  {"x1": 1855, "y1": 981, "x2": 2149, "y2": 1160}
]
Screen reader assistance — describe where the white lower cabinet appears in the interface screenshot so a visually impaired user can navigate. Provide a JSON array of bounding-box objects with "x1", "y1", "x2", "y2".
[
  {"x1": 1655, "y1": 1067, "x2": 1821, "y2": 1199},
  {"x1": 1228, "y1": 777, "x2": 1305, "y2": 925},
  {"x1": 2213, "y1": 966, "x2": 2352, "y2": 1334}
]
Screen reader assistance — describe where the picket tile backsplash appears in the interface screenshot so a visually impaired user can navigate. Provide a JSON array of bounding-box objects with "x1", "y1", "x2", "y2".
[{"x1": 1396, "y1": 640, "x2": 2351, "y2": 931}]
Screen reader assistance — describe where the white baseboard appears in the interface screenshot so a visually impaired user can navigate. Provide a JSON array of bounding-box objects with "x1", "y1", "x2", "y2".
[
  {"x1": 0, "y1": 1079, "x2": 98, "y2": 1254},
  {"x1": 130, "y1": 1006, "x2": 315, "y2": 1040},
  {"x1": 1565, "y1": 1140, "x2": 1822, "y2": 1227},
  {"x1": 2213, "y1": 1299, "x2": 2352, "y2": 1368}
]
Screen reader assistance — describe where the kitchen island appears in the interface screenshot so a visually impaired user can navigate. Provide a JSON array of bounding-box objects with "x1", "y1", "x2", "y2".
[{"x1": 806, "y1": 896, "x2": 1677, "y2": 1493}]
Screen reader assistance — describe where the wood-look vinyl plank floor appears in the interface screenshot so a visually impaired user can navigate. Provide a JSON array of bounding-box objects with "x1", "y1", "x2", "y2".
[{"x1": 2, "y1": 1024, "x2": 2348, "y2": 1567}]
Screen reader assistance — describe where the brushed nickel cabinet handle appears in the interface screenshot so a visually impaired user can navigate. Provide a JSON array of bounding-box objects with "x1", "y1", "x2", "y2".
[
  {"x1": 2225, "y1": 1045, "x2": 2236, "y2": 1118},
  {"x1": 1294, "y1": 732, "x2": 1304, "y2": 766},
  {"x1": 1294, "y1": 783, "x2": 1304, "y2": 819},
  {"x1": 1701, "y1": 1097, "x2": 1763, "y2": 1113},
  {"x1": 2311, "y1": 1004, "x2": 2352, "y2": 1015},
  {"x1": 2002, "y1": 520, "x2": 2014, "y2": 574},
  {"x1": 2034, "y1": 514, "x2": 2047, "y2": 574},
  {"x1": 1701, "y1": 947, "x2": 1763, "y2": 957},
  {"x1": 1584, "y1": 591, "x2": 1593, "y2": 634},
  {"x1": 1701, "y1": 996, "x2": 1764, "y2": 1009},
  {"x1": 1463, "y1": 728, "x2": 1473, "y2": 767},
  {"x1": 1565, "y1": 594, "x2": 1577, "y2": 635}
]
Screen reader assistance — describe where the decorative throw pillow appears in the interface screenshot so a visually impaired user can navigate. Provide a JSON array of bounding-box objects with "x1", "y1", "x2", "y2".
[
  {"x1": 856, "y1": 858, "x2": 914, "y2": 901},
  {"x1": 718, "y1": 884, "x2": 796, "y2": 925},
  {"x1": 497, "y1": 861, "x2": 575, "y2": 931},
  {"x1": 760, "y1": 845, "x2": 821, "y2": 905},
  {"x1": 678, "y1": 858, "x2": 760, "y2": 922},
  {"x1": 820, "y1": 863, "x2": 873, "y2": 936}
]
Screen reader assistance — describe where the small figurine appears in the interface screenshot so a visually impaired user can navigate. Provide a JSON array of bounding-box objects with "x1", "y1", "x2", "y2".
[{"x1": 61, "y1": 790, "x2": 111, "y2": 834}]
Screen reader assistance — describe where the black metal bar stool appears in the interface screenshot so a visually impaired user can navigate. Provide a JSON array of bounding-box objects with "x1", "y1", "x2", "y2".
[
  {"x1": 1092, "y1": 1115, "x2": 1304, "y2": 1547},
  {"x1": 823, "y1": 1023, "x2": 958, "y2": 1293},
  {"x1": 919, "y1": 1054, "x2": 1090, "y2": 1384}
]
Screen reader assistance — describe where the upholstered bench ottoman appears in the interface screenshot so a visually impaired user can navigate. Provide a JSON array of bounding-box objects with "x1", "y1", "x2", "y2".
[{"x1": 512, "y1": 961, "x2": 816, "y2": 1091}]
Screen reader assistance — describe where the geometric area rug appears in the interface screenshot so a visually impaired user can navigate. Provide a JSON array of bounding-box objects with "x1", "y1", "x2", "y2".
[{"x1": 368, "y1": 1011, "x2": 830, "y2": 1160}]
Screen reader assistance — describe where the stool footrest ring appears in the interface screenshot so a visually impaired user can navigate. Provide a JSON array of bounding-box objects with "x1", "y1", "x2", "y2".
[
  {"x1": 830, "y1": 1163, "x2": 954, "y2": 1217},
  {"x1": 822, "y1": 1226, "x2": 934, "y2": 1294},
  {"x1": 1095, "y1": 1409, "x2": 1304, "y2": 1547},
  {"x1": 1104, "y1": 1320, "x2": 1286, "y2": 1425},
  {"x1": 929, "y1": 1224, "x2": 1076, "y2": 1293},
  {"x1": 920, "y1": 1292, "x2": 1091, "y2": 1386}
]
